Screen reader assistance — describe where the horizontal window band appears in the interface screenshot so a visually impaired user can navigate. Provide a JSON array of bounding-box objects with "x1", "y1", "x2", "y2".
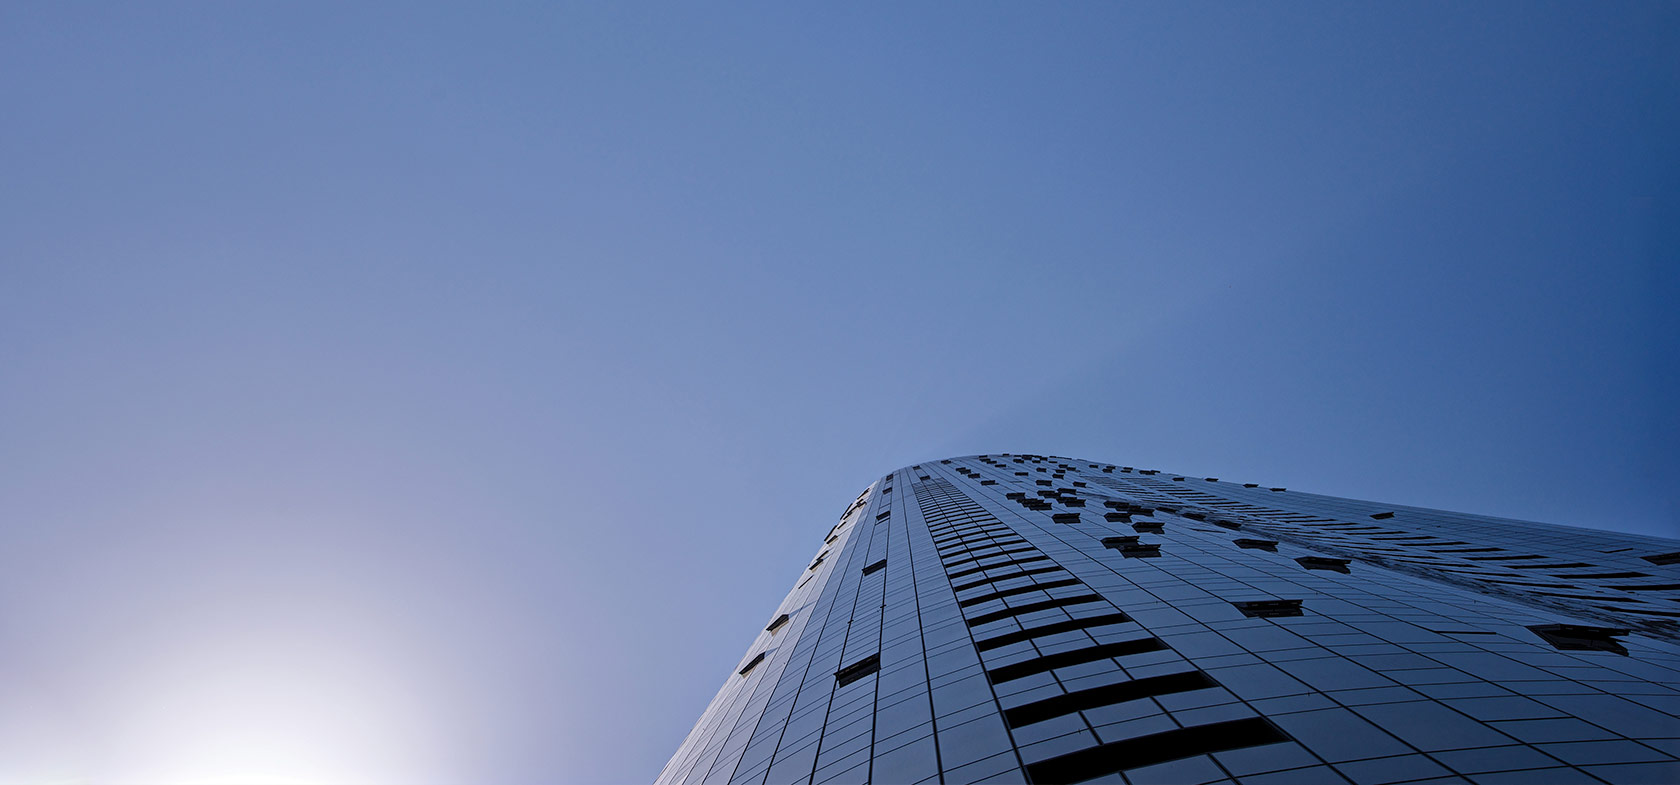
[
  {"x1": 987, "y1": 637, "x2": 1169, "y2": 684},
  {"x1": 1535, "y1": 591, "x2": 1643, "y2": 602},
  {"x1": 959, "y1": 578, "x2": 1085, "y2": 608},
  {"x1": 1024, "y1": 717, "x2": 1290, "y2": 784},
  {"x1": 943, "y1": 546, "x2": 1041, "y2": 570},
  {"x1": 931, "y1": 522, "x2": 1004, "y2": 533},
  {"x1": 966, "y1": 594, "x2": 1106, "y2": 627},
  {"x1": 939, "y1": 539, "x2": 1029, "y2": 557},
  {"x1": 951, "y1": 565, "x2": 1067, "y2": 593},
  {"x1": 946, "y1": 555, "x2": 1052, "y2": 581},
  {"x1": 933, "y1": 530, "x2": 1008, "y2": 545},
  {"x1": 1005, "y1": 669, "x2": 1219, "y2": 728},
  {"x1": 1470, "y1": 578, "x2": 1575, "y2": 589}
]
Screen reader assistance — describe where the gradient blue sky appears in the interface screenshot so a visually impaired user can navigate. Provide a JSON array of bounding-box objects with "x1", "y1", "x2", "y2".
[{"x1": 2, "y1": 3, "x2": 1676, "y2": 784}]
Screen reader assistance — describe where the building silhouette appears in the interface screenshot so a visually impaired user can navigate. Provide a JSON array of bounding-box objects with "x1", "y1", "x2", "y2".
[{"x1": 658, "y1": 455, "x2": 1680, "y2": 785}]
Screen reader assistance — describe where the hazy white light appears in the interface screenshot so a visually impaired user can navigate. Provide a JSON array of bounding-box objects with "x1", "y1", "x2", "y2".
[{"x1": 85, "y1": 609, "x2": 446, "y2": 785}]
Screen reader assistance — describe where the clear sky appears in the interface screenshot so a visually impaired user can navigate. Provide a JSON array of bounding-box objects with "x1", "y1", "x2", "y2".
[{"x1": 1, "y1": 3, "x2": 1676, "y2": 783}]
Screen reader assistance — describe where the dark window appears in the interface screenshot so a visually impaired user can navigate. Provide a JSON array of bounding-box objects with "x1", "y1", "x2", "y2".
[
  {"x1": 1528, "y1": 624, "x2": 1630, "y2": 656},
  {"x1": 1233, "y1": 599, "x2": 1303, "y2": 618},
  {"x1": 861, "y1": 559, "x2": 887, "y2": 575},
  {"x1": 875, "y1": 510, "x2": 891, "y2": 520},
  {"x1": 1370, "y1": 511, "x2": 1395, "y2": 520},
  {"x1": 1053, "y1": 512, "x2": 1081, "y2": 524},
  {"x1": 1234, "y1": 539, "x2": 1279, "y2": 552},
  {"x1": 1024, "y1": 718, "x2": 1289, "y2": 784},
  {"x1": 765, "y1": 613, "x2": 790, "y2": 632},
  {"x1": 1104, "y1": 512, "x2": 1132, "y2": 523},
  {"x1": 1132, "y1": 522, "x2": 1163, "y2": 533},
  {"x1": 1102, "y1": 535, "x2": 1140, "y2": 548},
  {"x1": 1297, "y1": 556, "x2": 1350, "y2": 573},
  {"x1": 1643, "y1": 552, "x2": 1680, "y2": 566},
  {"x1": 834, "y1": 653, "x2": 881, "y2": 686},
  {"x1": 738, "y1": 651, "x2": 767, "y2": 676}
]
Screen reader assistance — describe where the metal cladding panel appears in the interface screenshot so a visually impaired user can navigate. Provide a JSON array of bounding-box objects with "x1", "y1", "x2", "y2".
[{"x1": 658, "y1": 456, "x2": 1680, "y2": 785}]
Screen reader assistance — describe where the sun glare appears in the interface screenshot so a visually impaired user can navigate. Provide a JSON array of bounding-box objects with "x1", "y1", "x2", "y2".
[{"x1": 89, "y1": 621, "x2": 441, "y2": 785}]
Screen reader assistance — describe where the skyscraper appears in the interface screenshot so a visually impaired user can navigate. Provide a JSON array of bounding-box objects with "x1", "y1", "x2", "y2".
[{"x1": 657, "y1": 455, "x2": 1680, "y2": 785}]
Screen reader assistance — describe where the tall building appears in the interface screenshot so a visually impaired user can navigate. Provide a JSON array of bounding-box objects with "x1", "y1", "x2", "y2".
[{"x1": 657, "y1": 455, "x2": 1680, "y2": 785}]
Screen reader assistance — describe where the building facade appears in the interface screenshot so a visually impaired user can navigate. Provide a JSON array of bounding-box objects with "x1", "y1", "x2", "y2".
[{"x1": 657, "y1": 455, "x2": 1680, "y2": 785}]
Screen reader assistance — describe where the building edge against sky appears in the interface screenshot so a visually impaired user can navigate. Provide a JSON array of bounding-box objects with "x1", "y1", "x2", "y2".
[{"x1": 657, "y1": 454, "x2": 1680, "y2": 785}]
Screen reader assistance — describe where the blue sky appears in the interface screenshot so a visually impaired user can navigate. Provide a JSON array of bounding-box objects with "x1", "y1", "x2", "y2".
[{"x1": 1, "y1": 3, "x2": 1675, "y2": 783}]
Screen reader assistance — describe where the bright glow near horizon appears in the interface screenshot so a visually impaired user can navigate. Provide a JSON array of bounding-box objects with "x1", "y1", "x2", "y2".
[
  {"x1": 0, "y1": 570, "x2": 453, "y2": 785},
  {"x1": 105, "y1": 634, "x2": 421, "y2": 785}
]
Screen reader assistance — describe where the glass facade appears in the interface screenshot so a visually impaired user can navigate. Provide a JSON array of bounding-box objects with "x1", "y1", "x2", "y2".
[{"x1": 657, "y1": 455, "x2": 1680, "y2": 785}]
